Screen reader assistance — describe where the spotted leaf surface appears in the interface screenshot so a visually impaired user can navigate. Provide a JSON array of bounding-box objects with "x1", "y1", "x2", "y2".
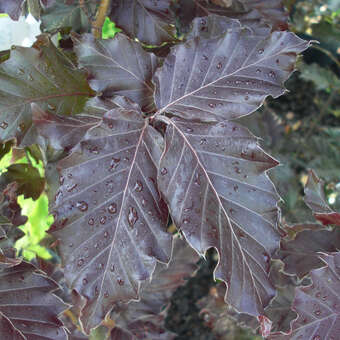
[
  {"x1": 154, "y1": 19, "x2": 310, "y2": 122},
  {"x1": 157, "y1": 117, "x2": 280, "y2": 316},
  {"x1": 51, "y1": 107, "x2": 172, "y2": 333},
  {"x1": 73, "y1": 33, "x2": 158, "y2": 113},
  {"x1": 0, "y1": 259, "x2": 68, "y2": 340},
  {"x1": 269, "y1": 252, "x2": 340, "y2": 340},
  {"x1": 109, "y1": 0, "x2": 175, "y2": 45},
  {"x1": 0, "y1": 35, "x2": 95, "y2": 145}
]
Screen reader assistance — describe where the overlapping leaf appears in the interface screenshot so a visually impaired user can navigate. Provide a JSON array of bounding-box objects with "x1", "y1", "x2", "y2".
[
  {"x1": 269, "y1": 252, "x2": 340, "y2": 339},
  {"x1": 304, "y1": 170, "x2": 340, "y2": 226},
  {"x1": 51, "y1": 107, "x2": 172, "y2": 333},
  {"x1": 157, "y1": 117, "x2": 280, "y2": 316},
  {"x1": 0, "y1": 258, "x2": 68, "y2": 339},
  {"x1": 110, "y1": 237, "x2": 197, "y2": 339},
  {"x1": 154, "y1": 18, "x2": 310, "y2": 121},
  {"x1": 278, "y1": 225, "x2": 340, "y2": 278},
  {"x1": 174, "y1": 0, "x2": 287, "y2": 35},
  {"x1": 41, "y1": 0, "x2": 97, "y2": 33},
  {"x1": 0, "y1": 163, "x2": 45, "y2": 200},
  {"x1": 0, "y1": 0, "x2": 24, "y2": 20},
  {"x1": 73, "y1": 33, "x2": 158, "y2": 113},
  {"x1": 109, "y1": 0, "x2": 176, "y2": 45},
  {"x1": 0, "y1": 34, "x2": 95, "y2": 145}
]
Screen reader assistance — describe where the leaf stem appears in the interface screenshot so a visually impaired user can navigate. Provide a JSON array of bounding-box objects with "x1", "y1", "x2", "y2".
[{"x1": 92, "y1": 0, "x2": 111, "y2": 39}]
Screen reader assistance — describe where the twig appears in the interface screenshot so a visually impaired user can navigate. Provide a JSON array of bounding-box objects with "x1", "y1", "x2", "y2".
[
  {"x1": 311, "y1": 45, "x2": 340, "y2": 70},
  {"x1": 92, "y1": 0, "x2": 111, "y2": 39}
]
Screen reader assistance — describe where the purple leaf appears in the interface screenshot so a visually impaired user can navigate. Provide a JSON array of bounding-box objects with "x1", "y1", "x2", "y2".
[
  {"x1": 50, "y1": 107, "x2": 172, "y2": 333},
  {"x1": 269, "y1": 252, "x2": 340, "y2": 340},
  {"x1": 73, "y1": 33, "x2": 158, "y2": 113},
  {"x1": 109, "y1": 0, "x2": 175, "y2": 45},
  {"x1": 0, "y1": 0, "x2": 24, "y2": 20},
  {"x1": 304, "y1": 170, "x2": 340, "y2": 226},
  {"x1": 157, "y1": 117, "x2": 280, "y2": 316},
  {"x1": 0, "y1": 259, "x2": 68, "y2": 340},
  {"x1": 0, "y1": 34, "x2": 95, "y2": 145},
  {"x1": 112, "y1": 236, "x2": 199, "y2": 324},
  {"x1": 110, "y1": 316, "x2": 175, "y2": 340},
  {"x1": 279, "y1": 226, "x2": 340, "y2": 278},
  {"x1": 154, "y1": 20, "x2": 310, "y2": 121}
]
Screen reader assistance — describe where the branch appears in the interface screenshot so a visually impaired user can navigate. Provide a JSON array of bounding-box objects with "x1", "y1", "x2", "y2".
[{"x1": 92, "y1": 0, "x2": 111, "y2": 39}]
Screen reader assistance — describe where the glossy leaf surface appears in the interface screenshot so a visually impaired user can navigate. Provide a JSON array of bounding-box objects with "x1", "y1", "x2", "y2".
[
  {"x1": 269, "y1": 252, "x2": 340, "y2": 340},
  {"x1": 51, "y1": 107, "x2": 172, "y2": 333},
  {"x1": 157, "y1": 117, "x2": 280, "y2": 316},
  {"x1": 154, "y1": 20, "x2": 310, "y2": 121},
  {"x1": 73, "y1": 33, "x2": 158, "y2": 113},
  {"x1": 0, "y1": 35, "x2": 94, "y2": 145},
  {"x1": 0, "y1": 259, "x2": 67, "y2": 339},
  {"x1": 304, "y1": 170, "x2": 340, "y2": 226},
  {"x1": 109, "y1": 0, "x2": 175, "y2": 45}
]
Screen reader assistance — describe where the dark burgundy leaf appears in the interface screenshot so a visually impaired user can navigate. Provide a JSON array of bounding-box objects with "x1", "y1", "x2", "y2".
[
  {"x1": 304, "y1": 170, "x2": 340, "y2": 226},
  {"x1": 0, "y1": 182, "x2": 27, "y2": 228},
  {"x1": 32, "y1": 103, "x2": 100, "y2": 152},
  {"x1": 73, "y1": 33, "x2": 158, "y2": 113},
  {"x1": 0, "y1": 34, "x2": 95, "y2": 145},
  {"x1": 41, "y1": 0, "x2": 97, "y2": 33},
  {"x1": 51, "y1": 107, "x2": 172, "y2": 333},
  {"x1": 110, "y1": 316, "x2": 175, "y2": 340},
  {"x1": 112, "y1": 236, "x2": 199, "y2": 323},
  {"x1": 239, "y1": 0, "x2": 288, "y2": 31},
  {"x1": 278, "y1": 226, "x2": 340, "y2": 278},
  {"x1": 269, "y1": 252, "x2": 340, "y2": 340},
  {"x1": 157, "y1": 116, "x2": 280, "y2": 316},
  {"x1": 0, "y1": 259, "x2": 68, "y2": 340},
  {"x1": 109, "y1": 0, "x2": 176, "y2": 45},
  {"x1": 1, "y1": 163, "x2": 45, "y2": 200},
  {"x1": 154, "y1": 19, "x2": 310, "y2": 121},
  {"x1": 0, "y1": 0, "x2": 24, "y2": 20}
]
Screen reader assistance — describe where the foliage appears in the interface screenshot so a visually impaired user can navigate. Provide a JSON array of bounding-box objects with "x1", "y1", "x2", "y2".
[{"x1": 0, "y1": 1, "x2": 339, "y2": 340}]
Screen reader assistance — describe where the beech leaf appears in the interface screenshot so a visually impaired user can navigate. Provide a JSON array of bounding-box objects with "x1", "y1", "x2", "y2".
[
  {"x1": 269, "y1": 252, "x2": 340, "y2": 340},
  {"x1": 157, "y1": 117, "x2": 280, "y2": 316},
  {"x1": 1, "y1": 163, "x2": 45, "y2": 200},
  {"x1": 278, "y1": 226, "x2": 340, "y2": 279},
  {"x1": 73, "y1": 33, "x2": 158, "y2": 113},
  {"x1": 0, "y1": 259, "x2": 68, "y2": 340},
  {"x1": 50, "y1": 107, "x2": 172, "y2": 333},
  {"x1": 304, "y1": 170, "x2": 340, "y2": 226},
  {"x1": 0, "y1": 35, "x2": 95, "y2": 145},
  {"x1": 41, "y1": 0, "x2": 97, "y2": 33},
  {"x1": 154, "y1": 19, "x2": 310, "y2": 121},
  {"x1": 0, "y1": 0, "x2": 24, "y2": 20},
  {"x1": 109, "y1": 0, "x2": 175, "y2": 45}
]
